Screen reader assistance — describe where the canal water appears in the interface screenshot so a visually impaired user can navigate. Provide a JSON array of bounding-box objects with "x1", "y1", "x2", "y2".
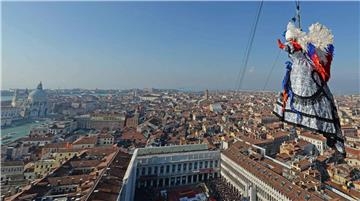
[
  {"x1": 1, "y1": 121, "x2": 46, "y2": 144},
  {"x1": 1, "y1": 96, "x2": 13, "y2": 101},
  {"x1": 1, "y1": 95, "x2": 43, "y2": 144}
]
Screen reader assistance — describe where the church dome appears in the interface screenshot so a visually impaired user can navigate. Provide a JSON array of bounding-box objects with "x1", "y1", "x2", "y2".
[{"x1": 28, "y1": 82, "x2": 47, "y2": 103}]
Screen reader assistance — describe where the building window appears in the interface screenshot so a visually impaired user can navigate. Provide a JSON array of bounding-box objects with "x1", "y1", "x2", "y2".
[
  {"x1": 154, "y1": 166, "x2": 158, "y2": 175},
  {"x1": 160, "y1": 166, "x2": 164, "y2": 174},
  {"x1": 189, "y1": 163, "x2": 192, "y2": 171},
  {"x1": 172, "y1": 164, "x2": 176, "y2": 173},
  {"x1": 166, "y1": 165, "x2": 170, "y2": 173},
  {"x1": 199, "y1": 161, "x2": 203, "y2": 169},
  {"x1": 141, "y1": 167, "x2": 145, "y2": 175},
  {"x1": 205, "y1": 161, "x2": 208, "y2": 168},
  {"x1": 182, "y1": 176, "x2": 186, "y2": 184},
  {"x1": 159, "y1": 178, "x2": 164, "y2": 187},
  {"x1": 194, "y1": 162, "x2": 198, "y2": 170},
  {"x1": 177, "y1": 164, "x2": 181, "y2": 172},
  {"x1": 193, "y1": 174, "x2": 197, "y2": 182},
  {"x1": 183, "y1": 163, "x2": 187, "y2": 171}
]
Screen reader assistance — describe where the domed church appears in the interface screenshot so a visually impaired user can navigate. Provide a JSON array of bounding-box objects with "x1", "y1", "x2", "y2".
[
  {"x1": 12, "y1": 82, "x2": 49, "y2": 118},
  {"x1": 26, "y1": 82, "x2": 48, "y2": 118}
]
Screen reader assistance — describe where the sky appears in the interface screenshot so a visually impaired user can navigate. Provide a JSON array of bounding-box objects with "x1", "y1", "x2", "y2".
[{"x1": 2, "y1": 1, "x2": 359, "y2": 94}]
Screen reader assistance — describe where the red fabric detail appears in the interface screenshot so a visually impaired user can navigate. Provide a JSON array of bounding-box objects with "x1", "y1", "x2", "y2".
[
  {"x1": 277, "y1": 39, "x2": 302, "y2": 52},
  {"x1": 311, "y1": 53, "x2": 330, "y2": 82},
  {"x1": 277, "y1": 39, "x2": 285, "y2": 49},
  {"x1": 282, "y1": 91, "x2": 288, "y2": 112},
  {"x1": 324, "y1": 53, "x2": 332, "y2": 82},
  {"x1": 289, "y1": 40, "x2": 302, "y2": 51}
]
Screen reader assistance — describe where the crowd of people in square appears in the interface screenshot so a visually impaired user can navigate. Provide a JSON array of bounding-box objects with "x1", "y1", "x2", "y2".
[{"x1": 206, "y1": 178, "x2": 244, "y2": 201}]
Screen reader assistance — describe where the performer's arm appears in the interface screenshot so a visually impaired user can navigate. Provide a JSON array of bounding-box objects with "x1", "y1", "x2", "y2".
[
  {"x1": 277, "y1": 39, "x2": 291, "y2": 53},
  {"x1": 277, "y1": 39, "x2": 302, "y2": 54},
  {"x1": 277, "y1": 39, "x2": 285, "y2": 49}
]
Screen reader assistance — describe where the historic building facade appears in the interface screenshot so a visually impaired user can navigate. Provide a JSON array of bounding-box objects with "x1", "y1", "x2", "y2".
[
  {"x1": 117, "y1": 144, "x2": 221, "y2": 201},
  {"x1": 11, "y1": 82, "x2": 49, "y2": 119}
]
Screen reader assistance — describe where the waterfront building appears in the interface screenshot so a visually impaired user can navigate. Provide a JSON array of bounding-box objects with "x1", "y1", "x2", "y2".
[
  {"x1": 9, "y1": 82, "x2": 49, "y2": 120},
  {"x1": 11, "y1": 89, "x2": 28, "y2": 107},
  {"x1": 22, "y1": 136, "x2": 53, "y2": 146},
  {"x1": 25, "y1": 82, "x2": 48, "y2": 118},
  {"x1": 1, "y1": 105, "x2": 22, "y2": 127}
]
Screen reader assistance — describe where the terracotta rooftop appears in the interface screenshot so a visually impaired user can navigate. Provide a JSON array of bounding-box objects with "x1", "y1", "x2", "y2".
[
  {"x1": 85, "y1": 147, "x2": 118, "y2": 156},
  {"x1": 22, "y1": 136, "x2": 53, "y2": 141},
  {"x1": 299, "y1": 131, "x2": 326, "y2": 141},
  {"x1": 43, "y1": 142, "x2": 71, "y2": 149},
  {"x1": 222, "y1": 141, "x2": 323, "y2": 201},
  {"x1": 87, "y1": 151, "x2": 131, "y2": 201},
  {"x1": 120, "y1": 128, "x2": 146, "y2": 142},
  {"x1": 98, "y1": 133, "x2": 114, "y2": 139},
  {"x1": 73, "y1": 136, "x2": 97, "y2": 145},
  {"x1": 47, "y1": 174, "x2": 94, "y2": 186},
  {"x1": 70, "y1": 160, "x2": 101, "y2": 168}
]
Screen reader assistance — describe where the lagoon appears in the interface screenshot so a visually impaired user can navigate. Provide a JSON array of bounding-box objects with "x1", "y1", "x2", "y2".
[{"x1": 1, "y1": 120, "x2": 46, "y2": 144}]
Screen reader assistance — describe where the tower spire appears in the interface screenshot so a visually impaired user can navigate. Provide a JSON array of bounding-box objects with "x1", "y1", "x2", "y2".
[{"x1": 37, "y1": 81, "x2": 43, "y2": 90}]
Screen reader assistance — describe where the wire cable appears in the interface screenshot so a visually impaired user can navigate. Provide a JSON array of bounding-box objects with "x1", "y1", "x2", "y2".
[
  {"x1": 263, "y1": 49, "x2": 281, "y2": 91},
  {"x1": 236, "y1": 1, "x2": 264, "y2": 91}
]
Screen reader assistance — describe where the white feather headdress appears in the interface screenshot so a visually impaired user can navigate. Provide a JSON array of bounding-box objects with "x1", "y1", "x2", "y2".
[
  {"x1": 307, "y1": 22, "x2": 334, "y2": 51},
  {"x1": 285, "y1": 22, "x2": 308, "y2": 50},
  {"x1": 285, "y1": 22, "x2": 334, "y2": 52}
]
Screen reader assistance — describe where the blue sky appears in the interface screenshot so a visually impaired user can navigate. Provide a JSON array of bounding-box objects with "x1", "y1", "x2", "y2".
[{"x1": 2, "y1": 1, "x2": 359, "y2": 94}]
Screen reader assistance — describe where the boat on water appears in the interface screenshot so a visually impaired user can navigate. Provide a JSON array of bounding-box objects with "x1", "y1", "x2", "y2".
[
  {"x1": 1, "y1": 135, "x2": 13, "y2": 141},
  {"x1": 8, "y1": 132, "x2": 16, "y2": 136}
]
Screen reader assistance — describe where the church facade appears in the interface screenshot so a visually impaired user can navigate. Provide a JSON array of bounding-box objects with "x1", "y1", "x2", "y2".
[{"x1": 11, "y1": 82, "x2": 49, "y2": 119}]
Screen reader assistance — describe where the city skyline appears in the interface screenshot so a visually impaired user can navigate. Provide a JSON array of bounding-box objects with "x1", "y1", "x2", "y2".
[{"x1": 2, "y1": 1, "x2": 359, "y2": 94}]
